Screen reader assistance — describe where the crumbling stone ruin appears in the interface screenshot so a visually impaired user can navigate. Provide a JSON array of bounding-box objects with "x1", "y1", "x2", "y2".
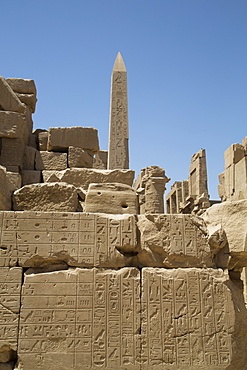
[{"x1": 1, "y1": 53, "x2": 247, "y2": 369}]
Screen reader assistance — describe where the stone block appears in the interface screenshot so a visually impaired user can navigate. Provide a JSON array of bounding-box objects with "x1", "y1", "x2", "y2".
[
  {"x1": 13, "y1": 182, "x2": 78, "y2": 212},
  {"x1": 47, "y1": 127, "x2": 99, "y2": 153},
  {"x1": 0, "y1": 111, "x2": 28, "y2": 141},
  {"x1": 6, "y1": 172, "x2": 21, "y2": 190},
  {"x1": 37, "y1": 131, "x2": 48, "y2": 151},
  {"x1": 21, "y1": 170, "x2": 41, "y2": 186},
  {"x1": 85, "y1": 183, "x2": 138, "y2": 214},
  {"x1": 224, "y1": 143, "x2": 245, "y2": 169},
  {"x1": 15, "y1": 93, "x2": 37, "y2": 113},
  {"x1": 0, "y1": 267, "x2": 22, "y2": 362},
  {"x1": 0, "y1": 138, "x2": 25, "y2": 169},
  {"x1": 28, "y1": 133, "x2": 37, "y2": 149},
  {"x1": 203, "y1": 199, "x2": 247, "y2": 269},
  {"x1": 23, "y1": 146, "x2": 37, "y2": 170},
  {"x1": 42, "y1": 168, "x2": 135, "y2": 190},
  {"x1": 68, "y1": 146, "x2": 93, "y2": 168},
  {"x1": 141, "y1": 268, "x2": 247, "y2": 369},
  {"x1": 0, "y1": 166, "x2": 14, "y2": 210},
  {"x1": 22, "y1": 106, "x2": 33, "y2": 134},
  {"x1": 93, "y1": 150, "x2": 108, "y2": 169},
  {"x1": 5, "y1": 78, "x2": 36, "y2": 95},
  {"x1": 42, "y1": 170, "x2": 60, "y2": 182},
  {"x1": 242, "y1": 136, "x2": 247, "y2": 153},
  {"x1": 137, "y1": 214, "x2": 213, "y2": 268},
  {"x1": 234, "y1": 156, "x2": 247, "y2": 200},
  {"x1": 35, "y1": 151, "x2": 67, "y2": 171},
  {"x1": 0, "y1": 211, "x2": 137, "y2": 268},
  {"x1": 18, "y1": 268, "x2": 140, "y2": 370},
  {"x1": 0, "y1": 77, "x2": 25, "y2": 113}
]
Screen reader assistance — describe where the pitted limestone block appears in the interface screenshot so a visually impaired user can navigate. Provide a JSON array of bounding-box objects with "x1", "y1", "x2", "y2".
[
  {"x1": 0, "y1": 211, "x2": 137, "y2": 268},
  {"x1": 203, "y1": 200, "x2": 247, "y2": 269},
  {"x1": 35, "y1": 151, "x2": 67, "y2": 171},
  {"x1": 18, "y1": 267, "x2": 140, "y2": 370},
  {"x1": 0, "y1": 267, "x2": 22, "y2": 363},
  {"x1": 68, "y1": 146, "x2": 93, "y2": 168},
  {"x1": 21, "y1": 170, "x2": 41, "y2": 186},
  {"x1": 85, "y1": 183, "x2": 137, "y2": 214},
  {"x1": 137, "y1": 214, "x2": 213, "y2": 268},
  {"x1": 12, "y1": 182, "x2": 78, "y2": 212},
  {"x1": 47, "y1": 127, "x2": 99, "y2": 153},
  {"x1": 0, "y1": 77, "x2": 25, "y2": 113},
  {"x1": 42, "y1": 168, "x2": 135, "y2": 190},
  {"x1": 0, "y1": 138, "x2": 25, "y2": 169},
  {"x1": 0, "y1": 111, "x2": 28, "y2": 142},
  {"x1": 141, "y1": 268, "x2": 247, "y2": 369}
]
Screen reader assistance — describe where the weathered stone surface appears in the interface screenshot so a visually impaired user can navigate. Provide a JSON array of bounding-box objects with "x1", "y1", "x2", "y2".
[
  {"x1": 0, "y1": 77, "x2": 25, "y2": 113},
  {"x1": 0, "y1": 166, "x2": 14, "y2": 211},
  {"x1": 5, "y1": 78, "x2": 36, "y2": 95},
  {"x1": 28, "y1": 133, "x2": 37, "y2": 149},
  {"x1": 23, "y1": 106, "x2": 33, "y2": 134},
  {"x1": 108, "y1": 53, "x2": 129, "y2": 170},
  {"x1": 137, "y1": 214, "x2": 213, "y2": 268},
  {"x1": 36, "y1": 151, "x2": 67, "y2": 171},
  {"x1": 18, "y1": 268, "x2": 140, "y2": 370},
  {"x1": 47, "y1": 127, "x2": 99, "y2": 153},
  {"x1": 13, "y1": 182, "x2": 78, "y2": 212},
  {"x1": 0, "y1": 138, "x2": 25, "y2": 169},
  {"x1": 6, "y1": 172, "x2": 21, "y2": 190},
  {"x1": 85, "y1": 183, "x2": 138, "y2": 214},
  {"x1": 15, "y1": 93, "x2": 37, "y2": 113},
  {"x1": 93, "y1": 150, "x2": 108, "y2": 169},
  {"x1": 21, "y1": 170, "x2": 41, "y2": 186},
  {"x1": 135, "y1": 166, "x2": 170, "y2": 214},
  {"x1": 37, "y1": 131, "x2": 48, "y2": 151},
  {"x1": 68, "y1": 146, "x2": 93, "y2": 168},
  {"x1": 23, "y1": 146, "x2": 37, "y2": 170},
  {"x1": 0, "y1": 212, "x2": 137, "y2": 268},
  {"x1": 224, "y1": 143, "x2": 245, "y2": 169},
  {"x1": 0, "y1": 111, "x2": 28, "y2": 142},
  {"x1": 0, "y1": 267, "x2": 22, "y2": 363},
  {"x1": 42, "y1": 168, "x2": 135, "y2": 190},
  {"x1": 141, "y1": 268, "x2": 247, "y2": 369},
  {"x1": 203, "y1": 200, "x2": 247, "y2": 269}
]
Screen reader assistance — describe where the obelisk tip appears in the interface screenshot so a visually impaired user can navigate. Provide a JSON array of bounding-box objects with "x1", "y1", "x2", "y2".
[{"x1": 113, "y1": 52, "x2": 126, "y2": 72}]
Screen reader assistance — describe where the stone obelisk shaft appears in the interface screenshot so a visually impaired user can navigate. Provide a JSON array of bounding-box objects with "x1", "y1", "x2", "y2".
[{"x1": 107, "y1": 52, "x2": 129, "y2": 169}]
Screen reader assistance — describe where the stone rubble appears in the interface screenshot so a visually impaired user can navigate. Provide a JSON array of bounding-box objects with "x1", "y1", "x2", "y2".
[{"x1": 0, "y1": 61, "x2": 247, "y2": 369}]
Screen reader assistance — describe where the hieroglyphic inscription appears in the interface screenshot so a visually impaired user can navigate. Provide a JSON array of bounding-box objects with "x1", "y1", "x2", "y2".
[
  {"x1": 108, "y1": 53, "x2": 129, "y2": 170},
  {"x1": 0, "y1": 267, "x2": 22, "y2": 352},
  {"x1": 141, "y1": 268, "x2": 234, "y2": 369},
  {"x1": 0, "y1": 211, "x2": 137, "y2": 268},
  {"x1": 19, "y1": 268, "x2": 140, "y2": 370}
]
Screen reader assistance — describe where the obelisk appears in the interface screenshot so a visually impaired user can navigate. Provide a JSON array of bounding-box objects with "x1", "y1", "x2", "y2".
[{"x1": 107, "y1": 52, "x2": 129, "y2": 169}]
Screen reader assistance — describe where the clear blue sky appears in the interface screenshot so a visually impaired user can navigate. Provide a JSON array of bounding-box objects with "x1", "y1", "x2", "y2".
[{"x1": 1, "y1": 1, "x2": 247, "y2": 199}]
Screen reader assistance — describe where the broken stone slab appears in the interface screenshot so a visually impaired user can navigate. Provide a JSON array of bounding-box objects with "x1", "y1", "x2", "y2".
[
  {"x1": 18, "y1": 267, "x2": 140, "y2": 370},
  {"x1": 21, "y1": 170, "x2": 41, "y2": 186},
  {"x1": 141, "y1": 267, "x2": 247, "y2": 369},
  {"x1": 15, "y1": 93, "x2": 37, "y2": 113},
  {"x1": 42, "y1": 168, "x2": 135, "y2": 190},
  {"x1": 137, "y1": 214, "x2": 213, "y2": 268},
  {"x1": 68, "y1": 146, "x2": 93, "y2": 168},
  {"x1": 47, "y1": 127, "x2": 99, "y2": 153},
  {"x1": 0, "y1": 267, "x2": 22, "y2": 363},
  {"x1": 203, "y1": 200, "x2": 247, "y2": 270},
  {"x1": 0, "y1": 138, "x2": 25, "y2": 169},
  {"x1": 12, "y1": 182, "x2": 78, "y2": 212},
  {"x1": 85, "y1": 183, "x2": 138, "y2": 214},
  {"x1": 0, "y1": 211, "x2": 138, "y2": 268},
  {"x1": 0, "y1": 77, "x2": 25, "y2": 113},
  {"x1": 35, "y1": 151, "x2": 67, "y2": 171},
  {"x1": 5, "y1": 78, "x2": 36, "y2": 95},
  {"x1": 0, "y1": 112, "x2": 28, "y2": 143}
]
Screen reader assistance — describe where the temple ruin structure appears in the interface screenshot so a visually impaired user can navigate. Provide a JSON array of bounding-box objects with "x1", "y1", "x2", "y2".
[{"x1": 0, "y1": 54, "x2": 247, "y2": 369}]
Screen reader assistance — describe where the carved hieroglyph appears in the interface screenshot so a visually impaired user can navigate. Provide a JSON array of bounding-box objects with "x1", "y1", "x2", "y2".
[
  {"x1": 0, "y1": 267, "x2": 22, "y2": 362},
  {"x1": 0, "y1": 211, "x2": 137, "y2": 268},
  {"x1": 107, "y1": 52, "x2": 129, "y2": 170},
  {"x1": 141, "y1": 268, "x2": 247, "y2": 369},
  {"x1": 18, "y1": 268, "x2": 140, "y2": 370}
]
